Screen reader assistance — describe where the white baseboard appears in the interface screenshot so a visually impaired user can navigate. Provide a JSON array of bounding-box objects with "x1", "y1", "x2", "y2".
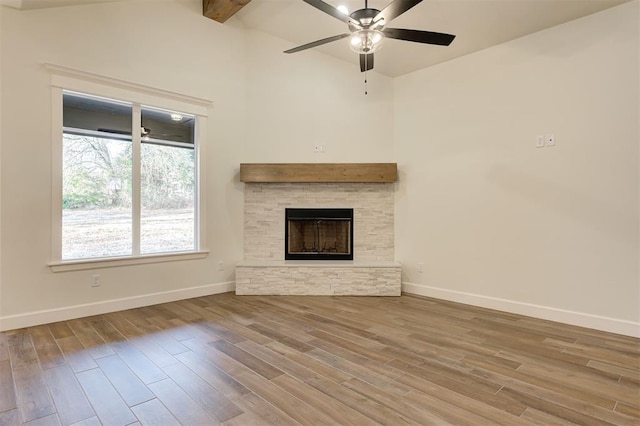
[
  {"x1": 0, "y1": 281, "x2": 235, "y2": 332},
  {"x1": 402, "y1": 281, "x2": 640, "y2": 338},
  {"x1": 4, "y1": 281, "x2": 636, "y2": 338}
]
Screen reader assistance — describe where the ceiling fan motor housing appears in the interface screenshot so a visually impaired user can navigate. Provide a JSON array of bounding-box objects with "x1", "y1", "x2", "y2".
[{"x1": 349, "y1": 8, "x2": 383, "y2": 32}]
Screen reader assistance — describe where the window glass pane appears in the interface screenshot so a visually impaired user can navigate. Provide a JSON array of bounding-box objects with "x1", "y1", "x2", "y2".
[
  {"x1": 62, "y1": 134, "x2": 133, "y2": 259},
  {"x1": 141, "y1": 106, "x2": 194, "y2": 146},
  {"x1": 63, "y1": 91, "x2": 132, "y2": 140},
  {"x1": 59, "y1": 91, "x2": 200, "y2": 261},
  {"x1": 140, "y1": 142, "x2": 195, "y2": 254}
]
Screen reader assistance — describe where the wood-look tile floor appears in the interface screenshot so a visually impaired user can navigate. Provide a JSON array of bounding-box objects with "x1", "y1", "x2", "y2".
[{"x1": 0, "y1": 293, "x2": 638, "y2": 425}]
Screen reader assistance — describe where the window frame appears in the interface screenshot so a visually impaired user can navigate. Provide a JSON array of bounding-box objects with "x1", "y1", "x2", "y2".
[{"x1": 47, "y1": 64, "x2": 210, "y2": 272}]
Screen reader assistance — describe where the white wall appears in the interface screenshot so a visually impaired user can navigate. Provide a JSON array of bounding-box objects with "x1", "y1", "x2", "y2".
[
  {"x1": 0, "y1": 5, "x2": 4, "y2": 325},
  {"x1": 244, "y1": 29, "x2": 394, "y2": 162},
  {"x1": 0, "y1": 0, "x2": 394, "y2": 329},
  {"x1": 395, "y1": 1, "x2": 639, "y2": 336},
  {"x1": 0, "y1": 0, "x2": 246, "y2": 329},
  {"x1": 638, "y1": 0, "x2": 640, "y2": 332}
]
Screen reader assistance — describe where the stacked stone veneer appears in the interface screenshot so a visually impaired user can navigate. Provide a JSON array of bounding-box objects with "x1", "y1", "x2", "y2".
[
  {"x1": 244, "y1": 183, "x2": 394, "y2": 261},
  {"x1": 236, "y1": 182, "x2": 401, "y2": 296}
]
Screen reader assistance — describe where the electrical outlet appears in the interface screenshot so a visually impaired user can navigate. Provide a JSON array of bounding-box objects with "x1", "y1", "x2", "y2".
[
  {"x1": 218, "y1": 260, "x2": 225, "y2": 271},
  {"x1": 536, "y1": 135, "x2": 545, "y2": 148},
  {"x1": 91, "y1": 274, "x2": 101, "y2": 287},
  {"x1": 545, "y1": 134, "x2": 555, "y2": 146},
  {"x1": 417, "y1": 263, "x2": 424, "y2": 273},
  {"x1": 313, "y1": 144, "x2": 326, "y2": 153}
]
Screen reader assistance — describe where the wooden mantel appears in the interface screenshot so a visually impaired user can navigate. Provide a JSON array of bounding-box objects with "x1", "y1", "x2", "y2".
[
  {"x1": 240, "y1": 163, "x2": 398, "y2": 183},
  {"x1": 203, "y1": 0, "x2": 252, "y2": 23}
]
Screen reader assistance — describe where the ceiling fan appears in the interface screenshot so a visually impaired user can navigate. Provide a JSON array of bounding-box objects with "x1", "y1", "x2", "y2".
[{"x1": 284, "y1": 0, "x2": 456, "y2": 73}]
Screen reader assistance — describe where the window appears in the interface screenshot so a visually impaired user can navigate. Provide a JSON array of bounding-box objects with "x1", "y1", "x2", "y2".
[{"x1": 49, "y1": 65, "x2": 209, "y2": 269}]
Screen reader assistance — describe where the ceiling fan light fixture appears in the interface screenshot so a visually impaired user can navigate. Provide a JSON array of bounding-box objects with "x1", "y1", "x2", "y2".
[
  {"x1": 284, "y1": 0, "x2": 456, "y2": 75},
  {"x1": 349, "y1": 29, "x2": 384, "y2": 54}
]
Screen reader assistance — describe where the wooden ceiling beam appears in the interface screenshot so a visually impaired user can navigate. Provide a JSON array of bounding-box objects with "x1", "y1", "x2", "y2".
[{"x1": 203, "y1": 0, "x2": 252, "y2": 23}]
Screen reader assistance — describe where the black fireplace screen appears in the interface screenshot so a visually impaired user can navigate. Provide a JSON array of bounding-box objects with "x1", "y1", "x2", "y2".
[{"x1": 285, "y1": 208, "x2": 354, "y2": 260}]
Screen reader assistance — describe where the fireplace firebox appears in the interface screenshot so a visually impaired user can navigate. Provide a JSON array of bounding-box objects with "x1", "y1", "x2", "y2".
[{"x1": 285, "y1": 208, "x2": 353, "y2": 260}]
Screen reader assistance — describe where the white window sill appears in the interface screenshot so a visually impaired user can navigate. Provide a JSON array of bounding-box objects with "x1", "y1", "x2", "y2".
[{"x1": 49, "y1": 250, "x2": 209, "y2": 272}]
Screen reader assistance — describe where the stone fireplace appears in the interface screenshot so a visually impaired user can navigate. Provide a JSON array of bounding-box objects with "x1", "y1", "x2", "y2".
[{"x1": 235, "y1": 163, "x2": 401, "y2": 296}]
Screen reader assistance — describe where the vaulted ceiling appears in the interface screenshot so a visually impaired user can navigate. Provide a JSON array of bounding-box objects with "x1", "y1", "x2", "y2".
[
  {"x1": 233, "y1": 0, "x2": 631, "y2": 76},
  {"x1": 1, "y1": 0, "x2": 632, "y2": 77}
]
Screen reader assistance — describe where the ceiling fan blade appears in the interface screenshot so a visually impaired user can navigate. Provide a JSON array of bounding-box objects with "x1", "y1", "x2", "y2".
[
  {"x1": 303, "y1": 0, "x2": 359, "y2": 26},
  {"x1": 359, "y1": 54, "x2": 374, "y2": 72},
  {"x1": 383, "y1": 28, "x2": 456, "y2": 46},
  {"x1": 374, "y1": 0, "x2": 423, "y2": 24},
  {"x1": 284, "y1": 33, "x2": 350, "y2": 54}
]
